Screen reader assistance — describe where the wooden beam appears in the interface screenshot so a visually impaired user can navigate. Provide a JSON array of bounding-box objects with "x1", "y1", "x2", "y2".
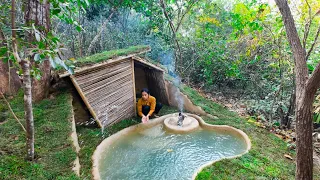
[
  {"x1": 131, "y1": 58, "x2": 137, "y2": 116},
  {"x1": 70, "y1": 75, "x2": 103, "y2": 128},
  {"x1": 59, "y1": 49, "x2": 150, "y2": 78},
  {"x1": 132, "y1": 56, "x2": 165, "y2": 72}
]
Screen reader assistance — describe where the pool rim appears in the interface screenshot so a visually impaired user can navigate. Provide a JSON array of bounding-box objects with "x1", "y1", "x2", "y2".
[{"x1": 91, "y1": 113, "x2": 251, "y2": 180}]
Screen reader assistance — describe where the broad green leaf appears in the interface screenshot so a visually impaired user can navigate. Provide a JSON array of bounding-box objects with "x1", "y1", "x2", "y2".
[
  {"x1": 38, "y1": 41, "x2": 45, "y2": 49},
  {"x1": 0, "y1": 47, "x2": 7, "y2": 56},
  {"x1": 84, "y1": 0, "x2": 89, "y2": 6},
  {"x1": 308, "y1": 64, "x2": 314, "y2": 71},
  {"x1": 34, "y1": 54, "x2": 40, "y2": 61},
  {"x1": 35, "y1": 31, "x2": 41, "y2": 42},
  {"x1": 49, "y1": 56, "x2": 57, "y2": 68},
  {"x1": 76, "y1": 25, "x2": 82, "y2": 32},
  {"x1": 52, "y1": 8, "x2": 61, "y2": 15}
]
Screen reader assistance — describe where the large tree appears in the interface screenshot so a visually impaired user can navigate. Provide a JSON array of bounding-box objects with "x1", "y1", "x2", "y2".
[
  {"x1": 11, "y1": 0, "x2": 38, "y2": 161},
  {"x1": 0, "y1": 29, "x2": 21, "y2": 95},
  {"x1": 24, "y1": 0, "x2": 51, "y2": 102},
  {"x1": 275, "y1": 0, "x2": 320, "y2": 179},
  {"x1": 0, "y1": 1, "x2": 21, "y2": 95},
  {"x1": 159, "y1": 0, "x2": 197, "y2": 73}
]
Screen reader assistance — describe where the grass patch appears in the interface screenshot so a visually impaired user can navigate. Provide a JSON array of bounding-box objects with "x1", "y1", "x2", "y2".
[
  {"x1": 3, "y1": 82, "x2": 316, "y2": 179},
  {"x1": 76, "y1": 45, "x2": 150, "y2": 66},
  {"x1": 179, "y1": 85, "x2": 299, "y2": 179},
  {"x1": 77, "y1": 105, "x2": 177, "y2": 179},
  {"x1": 0, "y1": 91, "x2": 79, "y2": 179},
  {"x1": 75, "y1": 82, "x2": 303, "y2": 179}
]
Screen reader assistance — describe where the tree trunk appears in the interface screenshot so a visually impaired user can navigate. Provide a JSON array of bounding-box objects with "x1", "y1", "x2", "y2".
[
  {"x1": 11, "y1": 0, "x2": 35, "y2": 161},
  {"x1": 24, "y1": 0, "x2": 51, "y2": 101},
  {"x1": 275, "y1": 0, "x2": 315, "y2": 179},
  {"x1": 78, "y1": 8, "x2": 83, "y2": 57},
  {"x1": 0, "y1": 61, "x2": 21, "y2": 95},
  {"x1": 0, "y1": 29, "x2": 21, "y2": 95},
  {"x1": 296, "y1": 92, "x2": 314, "y2": 179},
  {"x1": 282, "y1": 90, "x2": 295, "y2": 128},
  {"x1": 31, "y1": 60, "x2": 51, "y2": 101},
  {"x1": 159, "y1": 0, "x2": 181, "y2": 73},
  {"x1": 21, "y1": 60, "x2": 34, "y2": 161}
]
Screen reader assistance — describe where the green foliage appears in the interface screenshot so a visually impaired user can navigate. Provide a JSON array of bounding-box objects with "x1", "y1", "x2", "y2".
[
  {"x1": 0, "y1": 92, "x2": 79, "y2": 179},
  {"x1": 0, "y1": 0, "x2": 89, "y2": 78},
  {"x1": 50, "y1": 0, "x2": 89, "y2": 30},
  {"x1": 172, "y1": 0, "x2": 297, "y2": 125},
  {"x1": 168, "y1": 81, "x2": 297, "y2": 179}
]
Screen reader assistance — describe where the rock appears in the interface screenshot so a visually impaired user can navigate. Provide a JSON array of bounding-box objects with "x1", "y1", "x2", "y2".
[
  {"x1": 49, "y1": 94, "x2": 55, "y2": 99},
  {"x1": 167, "y1": 149, "x2": 173, "y2": 152},
  {"x1": 313, "y1": 151, "x2": 320, "y2": 174},
  {"x1": 313, "y1": 133, "x2": 320, "y2": 142}
]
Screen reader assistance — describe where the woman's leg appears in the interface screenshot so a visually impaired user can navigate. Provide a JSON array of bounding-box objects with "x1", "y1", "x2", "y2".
[
  {"x1": 142, "y1": 105, "x2": 150, "y2": 116},
  {"x1": 154, "y1": 102, "x2": 163, "y2": 114}
]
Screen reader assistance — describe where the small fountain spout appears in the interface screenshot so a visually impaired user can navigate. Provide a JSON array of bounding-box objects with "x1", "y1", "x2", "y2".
[{"x1": 177, "y1": 112, "x2": 185, "y2": 126}]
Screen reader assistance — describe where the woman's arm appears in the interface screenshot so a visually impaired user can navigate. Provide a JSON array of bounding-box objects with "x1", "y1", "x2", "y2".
[{"x1": 137, "y1": 99, "x2": 143, "y2": 117}]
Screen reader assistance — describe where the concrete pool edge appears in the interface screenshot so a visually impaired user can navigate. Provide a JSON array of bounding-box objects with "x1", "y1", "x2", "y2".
[
  {"x1": 91, "y1": 113, "x2": 251, "y2": 180},
  {"x1": 188, "y1": 113, "x2": 251, "y2": 180}
]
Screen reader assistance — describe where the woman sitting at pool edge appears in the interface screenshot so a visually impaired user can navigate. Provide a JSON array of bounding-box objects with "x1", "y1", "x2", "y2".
[{"x1": 137, "y1": 88, "x2": 162, "y2": 123}]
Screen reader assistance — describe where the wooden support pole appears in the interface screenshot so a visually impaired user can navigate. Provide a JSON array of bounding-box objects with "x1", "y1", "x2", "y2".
[{"x1": 132, "y1": 58, "x2": 137, "y2": 116}]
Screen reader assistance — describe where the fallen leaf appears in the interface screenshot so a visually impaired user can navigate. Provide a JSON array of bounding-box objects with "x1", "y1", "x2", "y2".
[
  {"x1": 284, "y1": 154, "x2": 293, "y2": 160},
  {"x1": 247, "y1": 118, "x2": 256, "y2": 123}
]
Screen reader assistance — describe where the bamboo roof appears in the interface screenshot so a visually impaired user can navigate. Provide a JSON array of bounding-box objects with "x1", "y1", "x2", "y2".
[{"x1": 59, "y1": 45, "x2": 164, "y2": 78}]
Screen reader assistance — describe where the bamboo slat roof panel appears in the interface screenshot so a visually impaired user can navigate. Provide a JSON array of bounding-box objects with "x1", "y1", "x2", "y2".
[
  {"x1": 70, "y1": 59, "x2": 135, "y2": 128},
  {"x1": 59, "y1": 45, "x2": 151, "y2": 78}
]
